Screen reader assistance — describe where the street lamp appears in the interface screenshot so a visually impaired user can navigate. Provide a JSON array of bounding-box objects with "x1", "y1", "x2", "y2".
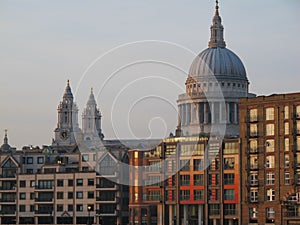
[{"x1": 87, "y1": 205, "x2": 92, "y2": 225}]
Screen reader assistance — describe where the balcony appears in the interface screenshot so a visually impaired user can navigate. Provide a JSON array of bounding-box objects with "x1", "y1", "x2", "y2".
[
  {"x1": 35, "y1": 198, "x2": 53, "y2": 202},
  {"x1": 35, "y1": 186, "x2": 54, "y2": 190},
  {"x1": 96, "y1": 210, "x2": 118, "y2": 217},
  {"x1": 0, "y1": 199, "x2": 16, "y2": 203},
  {"x1": 96, "y1": 184, "x2": 118, "y2": 190},
  {"x1": 0, "y1": 210, "x2": 16, "y2": 215},
  {"x1": 285, "y1": 211, "x2": 300, "y2": 217},
  {"x1": 35, "y1": 210, "x2": 53, "y2": 215}
]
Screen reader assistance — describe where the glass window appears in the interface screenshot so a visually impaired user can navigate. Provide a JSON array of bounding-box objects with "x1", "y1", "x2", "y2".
[
  {"x1": 266, "y1": 189, "x2": 275, "y2": 201},
  {"x1": 266, "y1": 124, "x2": 275, "y2": 136},
  {"x1": 88, "y1": 179, "x2": 94, "y2": 186},
  {"x1": 194, "y1": 190, "x2": 204, "y2": 200},
  {"x1": 88, "y1": 191, "x2": 94, "y2": 199},
  {"x1": 265, "y1": 140, "x2": 274, "y2": 152},
  {"x1": 224, "y1": 158, "x2": 235, "y2": 170},
  {"x1": 249, "y1": 109, "x2": 258, "y2": 122},
  {"x1": 266, "y1": 208, "x2": 275, "y2": 218},
  {"x1": 194, "y1": 174, "x2": 204, "y2": 185},
  {"x1": 224, "y1": 204, "x2": 236, "y2": 215},
  {"x1": 284, "y1": 154, "x2": 290, "y2": 168},
  {"x1": 284, "y1": 106, "x2": 289, "y2": 119},
  {"x1": 250, "y1": 124, "x2": 258, "y2": 136},
  {"x1": 19, "y1": 205, "x2": 26, "y2": 212},
  {"x1": 20, "y1": 193, "x2": 26, "y2": 200},
  {"x1": 37, "y1": 157, "x2": 44, "y2": 164},
  {"x1": 249, "y1": 140, "x2": 257, "y2": 153},
  {"x1": 68, "y1": 179, "x2": 73, "y2": 186},
  {"x1": 76, "y1": 179, "x2": 83, "y2": 186},
  {"x1": 285, "y1": 122, "x2": 289, "y2": 135},
  {"x1": 284, "y1": 172, "x2": 290, "y2": 185},
  {"x1": 180, "y1": 175, "x2": 190, "y2": 186},
  {"x1": 297, "y1": 121, "x2": 300, "y2": 134},
  {"x1": 193, "y1": 159, "x2": 204, "y2": 171},
  {"x1": 266, "y1": 108, "x2": 274, "y2": 120},
  {"x1": 68, "y1": 192, "x2": 73, "y2": 199},
  {"x1": 224, "y1": 189, "x2": 235, "y2": 200},
  {"x1": 76, "y1": 192, "x2": 83, "y2": 199},
  {"x1": 57, "y1": 179, "x2": 63, "y2": 187},
  {"x1": 68, "y1": 205, "x2": 73, "y2": 211},
  {"x1": 57, "y1": 204, "x2": 63, "y2": 212},
  {"x1": 224, "y1": 174, "x2": 235, "y2": 185},
  {"x1": 27, "y1": 157, "x2": 33, "y2": 164},
  {"x1": 250, "y1": 188, "x2": 258, "y2": 202},
  {"x1": 250, "y1": 207, "x2": 258, "y2": 219},
  {"x1": 20, "y1": 180, "x2": 26, "y2": 187},
  {"x1": 285, "y1": 138, "x2": 289, "y2": 152},
  {"x1": 76, "y1": 204, "x2": 83, "y2": 212},
  {"x1": 296, "y1": 105, "x2": 300, "y2": 118},
  {"x1": 250, "y1": 156, "x2": 258, "y2": 170},
  {"x1": 180, "y1": 160, "x2": 190, "y2": 171},
  {"x1": 82, "y1": 154, "x2": 89, "y2": 162},
  {"x1": 249, "y1": 172, "x2": 258, "y2": 185},
  {"x1": 266, "y1": 156, "x2": 275, "y2": 168},
  {"x1": 180, "y1": 190, "x2": 190, "y2": 200},
  {"x1": 266, "y1": 172, "x2": 275, "y2": 185},
  {"x1": 208, "y1": 204, "x2": 220, "y2": 215},
  {"x1": 30, "y1": 181, "x2": 35, "y2": 187},
  {"x1": 30, "y1": 193, "x2": 35, "y2": 200},
  {"x1": 57, "y1": 192, "x2": 63, "y2": 199}
]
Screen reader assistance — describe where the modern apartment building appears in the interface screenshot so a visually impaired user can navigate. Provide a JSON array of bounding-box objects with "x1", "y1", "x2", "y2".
[
  {"x1": 239, "y1": 93, "x2": 300, "y2": 225},
  {"x1": 129, "y1": 136, "x2": 240, "y2": 225}
]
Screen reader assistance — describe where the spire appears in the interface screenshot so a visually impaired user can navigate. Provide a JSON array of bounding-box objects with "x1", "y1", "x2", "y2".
[
  {"x1": 87, "y1": 87, "x2": 96, "y2": 106},
  {"x1": 3, "y1": 129, "x2": 8, "y2": 145},
  {"x1": 63, "y1": 79, "x2": 73, "y2": 100},
  {"x1": 208, "y1": 0, "x2": 226, "y2": 48}
]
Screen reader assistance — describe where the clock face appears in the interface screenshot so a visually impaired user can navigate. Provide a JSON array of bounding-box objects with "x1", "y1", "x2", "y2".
[{"x1": 60, "y1": 131, "x2": 69, "y2": 140}]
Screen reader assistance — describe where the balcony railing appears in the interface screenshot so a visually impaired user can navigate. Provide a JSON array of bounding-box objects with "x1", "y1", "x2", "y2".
[
  {"x1": 35, "y1": 210, "x2": 53, "y2": 214},
  {"x1": 285, "y1": 211, "x2": 300, "y2": 217},
  {"x1": 35, "y1": 198, "x2": 53, "y2": 202},
  {"x1": 0, "y1": 199, "x2": 16, "y2": 202}
]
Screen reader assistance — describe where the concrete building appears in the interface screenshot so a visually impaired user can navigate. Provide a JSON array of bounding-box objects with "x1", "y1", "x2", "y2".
[
  {"x1": 239, "y1": 93, "x2": 300, "y2": 225},
  {"x1": 0, "y1": 81, "x2": 129, "y2": 225}
]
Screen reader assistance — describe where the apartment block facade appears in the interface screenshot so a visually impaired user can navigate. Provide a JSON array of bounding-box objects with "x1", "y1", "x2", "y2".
[
  {"x1": 129, "y1": 136, "x2": 240, "y2": 225},
  {"x1": 239, "y1": 93, "x2": 300, "y2": 225}
]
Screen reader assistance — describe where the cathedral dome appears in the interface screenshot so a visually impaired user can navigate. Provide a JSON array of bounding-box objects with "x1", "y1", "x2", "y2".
[
  {"x1": 188, "y1": 1, "x2": 248, "y2": 82},
  {"x1": 189, "y1": 47, "x2": 247, "y2": 81}
]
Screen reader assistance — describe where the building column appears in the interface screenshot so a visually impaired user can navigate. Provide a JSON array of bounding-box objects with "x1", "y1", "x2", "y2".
[
  {"x1": 198, "y1": 205, "x2": 203, "y2": 225},
  {"x1": 213, "y1": 219, "x2": 217, "y2": 225},
  {"x1": 226, "y1": 103, "x2": 230, "y2": 124},
  {"x1": 195, "y1": 103, "x2": 199, "y2": 124},
  {"x1": 234, "y1": 103, "x2": 238, "y2": 124},
  {"x1": 157, "y1": 204, "x2": 163, "y2": 225},
  {"x1": 183, "y1": 205, "x2": 188, "y2": 225},
  {"x1": 204, "y1": 103, "x2": 208, "y2": 124},
  {"x1": 219, "y1": 102, "x2": 223, "y2": 123},
  {"x1": 183, "y1": 104, "x2": 187, "y2": 125},
  {"x1": 228, "y1": 219, "x2": 233, "y2": 225},
  {"x1": 211, "y1": 102, "x2": 215, "y2": 124},
  {"x1": 169, "y1": 205, "x2": 173, "y2": 225},
  {"x1": 191, "y1": 103, "x2": 195, "y2": 123}
]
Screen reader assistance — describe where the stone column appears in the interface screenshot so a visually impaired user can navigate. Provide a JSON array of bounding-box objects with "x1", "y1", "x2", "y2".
[
  {"x1": 211, "y1": 102, "x2": 215, "y2": 124},
  {"x1": 183, "y1": 205, "x2": 188, "y2": 225},
  {"x1": 213, "y1": 219, "x2": 217, "y2": 225},
  {"x1": 157, "y1": 204, "x2": 163, "y2": 225},
  {"x1": 226, "y1": 103, "x2": 230, "y2": 124},
  {"x1": 234, "y1": 103, "x2": 238, "y2": 124},
  {"x1": 229, "y1": 219, "x2": 233, "y2": 225},
  {"x1": 219, "y1": 102, "x2": 223, "y2": 123},
  {"x1": 191, "y1": 103, "x2": 195, "y2": 123},
  {"x1": 198, "y1": 205, "x2": 203, "y2": 225},
  {"x1": 195, "y1": 103, "x2": 199, "y2": 123},
  {"x1": 204, "y1": 103, "x2": 208, "y2": 124}
]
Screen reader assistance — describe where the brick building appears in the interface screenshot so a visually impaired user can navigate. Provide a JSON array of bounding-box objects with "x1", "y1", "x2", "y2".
[{"x1": 239, "y1": 93, "x2": 300, "y2": 225}]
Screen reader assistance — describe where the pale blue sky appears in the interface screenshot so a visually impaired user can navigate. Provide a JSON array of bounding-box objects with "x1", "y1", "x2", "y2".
[{"x1": 0, "y1": 0, "x2": 299, "y2": 148}]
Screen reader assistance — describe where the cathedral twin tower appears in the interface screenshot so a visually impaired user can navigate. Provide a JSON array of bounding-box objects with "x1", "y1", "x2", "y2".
[{"x1": 53, "y1": 80, "x2": 104, "y2": 147}]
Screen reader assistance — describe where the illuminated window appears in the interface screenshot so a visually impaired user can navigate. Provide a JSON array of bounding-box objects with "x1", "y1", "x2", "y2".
[
  {"x1": 249, "y1": 207, "x2": 258, "y2": 219},
  {"x1": 266, "y1": 189, "x2": 275, "y2": 201},
  {"x1": 266, "y1": 156, "x2": 275, "y2": 168},
  {"x1": 250, "y1": 124, "x2": 258, "y2": 136},
  {"x1": 266, "y1": 208, "x2": 275, "y2": 219},
  {"x1": 250, "y1": 156, "x2": 258, "y2": 170},
  {"x1": 265, "y1": 140, "x2": 274, "y2": 152},
  {"x1": 249, "y1": 140, "x2": 258, "y2": 153},
  {"x1": 249, "y1": 109, "x2": 258, "y2": 122},
  {"x1": 284, "y1": 172, "x2": 290, "y2": 185},
  {"x1": 285, "y1": 122, "x2": 289, "y2": 135},
  {"x1": 266, "y1": 108, "x2": 274, "y2": 120},
  {"x1": 284, "y1": 106, "x2": 289, "y2": 119},
  {"x1": 284, "y1": 154, "x2": 290, "y2": 168},
  {"x1": 285, "y1": 138, "x2": 289, "y2": 152},
  {"x1": 266, "y1": 124, "x2": 275, "y2": 136}
]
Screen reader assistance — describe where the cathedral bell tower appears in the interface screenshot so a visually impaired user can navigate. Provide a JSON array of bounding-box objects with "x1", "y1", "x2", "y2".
[
  {"x1": 53, "y1": 80, "x2": 80, "y2": 146},
  {"x1": 82, "y1": 88, "x2": 104, "y2": 142}
]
